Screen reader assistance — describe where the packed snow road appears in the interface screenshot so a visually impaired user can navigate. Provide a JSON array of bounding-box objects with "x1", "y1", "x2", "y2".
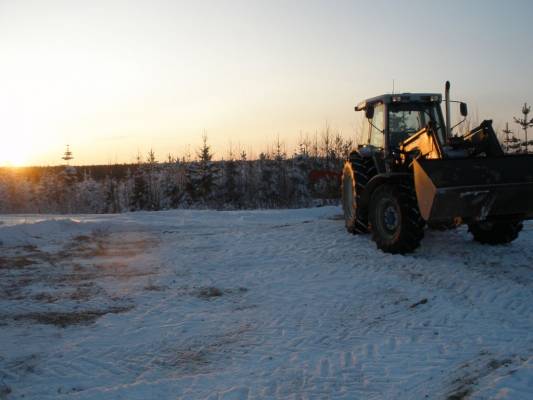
[{"x1": 0, "y1": 207, "x2": 532, "y2": 399}]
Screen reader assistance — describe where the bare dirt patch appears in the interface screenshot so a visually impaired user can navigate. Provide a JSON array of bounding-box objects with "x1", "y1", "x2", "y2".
[
  {"x1": 0, "y1": 256, "x2": 34, "y2": 269},
  {"x1": 197, "y1": 286, "x2": 224, "y2": 298},
  {"x1": 32, "y1": 292, "x2": 59, "y2": 303},
  {"x1": 195, "y1": 286, "x2": 248, "y2": 299},
  {"x1": 144, "y1": 283, "x2": 168, "y2": 291},
  {"x1": 10, "y1": 305, "x2": 134, "y2": 327},
  {"x1": 0, "y1": 230, "x2": 159, "y2": 329},
  {"x1": 447, "y1": 388, "x2": 471, "y2": 400},
  {"x1": 153, "y1": 324, "x2": 253, "y2": 376},
  {"x1": 155, "y1": 348, "x2": 210, "y2": 371},
  {"x1": 446, "y1": 356, "x2": 517, "y2": 400},
  {"x1": 0, "y1": 383, "x2": 11, "y2": 400},
  {"x1": 69, "y1": 285, "x2": 99, "y2": 301},
  {"x1": 3, "y1": 230, "x2": 159, "y2": 269}
]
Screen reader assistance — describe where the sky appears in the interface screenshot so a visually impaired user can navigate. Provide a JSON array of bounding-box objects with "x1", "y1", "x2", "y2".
[{"x1": 1, "y1": 0, "x2": 533, "y2": 166}]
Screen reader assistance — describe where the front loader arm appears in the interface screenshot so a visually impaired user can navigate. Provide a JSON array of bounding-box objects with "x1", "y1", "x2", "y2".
[
  {"x1": 462, "y1": 120, "x2": 505, "y2": 157},
  {"x1": 399, "y1": 123, "x2": 444, "y2": 162}
]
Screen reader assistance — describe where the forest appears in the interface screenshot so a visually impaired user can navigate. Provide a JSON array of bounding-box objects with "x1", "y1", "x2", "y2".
[{"x1": 0, "y1": 133, "x2": 353, "y2": 214}]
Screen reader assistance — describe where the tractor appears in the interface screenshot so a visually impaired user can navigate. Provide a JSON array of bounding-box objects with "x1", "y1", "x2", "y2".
[{"x1": 342, "y1": 81, "x2": 533, "y2": 254}]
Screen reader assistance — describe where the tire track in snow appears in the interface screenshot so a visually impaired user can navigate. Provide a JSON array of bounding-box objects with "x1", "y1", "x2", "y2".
[{"x1": 2, "y1": 209, "x2": 533, "y2": 399}]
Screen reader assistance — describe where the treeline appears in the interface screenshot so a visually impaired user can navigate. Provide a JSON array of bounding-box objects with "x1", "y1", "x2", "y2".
[{"x1": 0, "y1": 133, "x2": 354, "y2": 214}]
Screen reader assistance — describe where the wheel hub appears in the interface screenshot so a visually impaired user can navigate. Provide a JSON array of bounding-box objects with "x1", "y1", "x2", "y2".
[{"x1": 384, "y1": 205, "x2": 399, "y2": 231}]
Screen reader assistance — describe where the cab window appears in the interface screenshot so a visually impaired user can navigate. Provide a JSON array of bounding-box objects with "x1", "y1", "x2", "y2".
[
  {"x1": 388, "y1": 103, "x2": 445, "y2": 148},
  {"x1": 369, "y1": 103, "x2": 384, "y2": 148}
]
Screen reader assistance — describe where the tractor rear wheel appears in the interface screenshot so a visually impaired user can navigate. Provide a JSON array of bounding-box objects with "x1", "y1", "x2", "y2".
[
  {"x1": 342, "y1": 156, "x2": 374, "y2": 234},
  {"x1": 468, "y1": 220, "x2": 523, "y2": 245},
  {"x1": 369, "y1": 183, "x2": 425, "y2": 254}
]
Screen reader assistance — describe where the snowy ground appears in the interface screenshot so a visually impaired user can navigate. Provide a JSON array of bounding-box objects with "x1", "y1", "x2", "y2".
[{"x1": 1, "y1": 207, "x2": 533, "y2": 400}]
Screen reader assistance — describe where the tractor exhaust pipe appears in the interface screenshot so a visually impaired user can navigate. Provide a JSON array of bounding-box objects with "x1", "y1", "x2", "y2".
[{"x1": 445, "y1": 81, "x2": 451, "y2": 144}]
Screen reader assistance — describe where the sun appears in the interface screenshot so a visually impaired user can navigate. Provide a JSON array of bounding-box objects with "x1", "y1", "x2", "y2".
[
  {"x1": 0, "y1": 137, "x2": 29, "y2": 167},
  {"x1": 2, "y1": 152, "x2": 27, "y2": 167}
]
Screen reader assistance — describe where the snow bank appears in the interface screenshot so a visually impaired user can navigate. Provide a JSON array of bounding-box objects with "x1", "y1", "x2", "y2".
[{"x1": 0, "y1": 218, "x2": 102, "y2": 247}]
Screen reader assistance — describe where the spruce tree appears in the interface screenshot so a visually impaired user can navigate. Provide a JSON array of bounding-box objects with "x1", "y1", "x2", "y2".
[
  {"x1": 76, "y1": 171, "x2": 105, "y2": 213},
  {"x1": 222, "y1": 150, "x2": 240, "y2": 208},
  {"x1": 104, "y1": 176, "x2": 120, "y2": 213},
  {"x1": 237, "y1": 150, "x2": 249, "y2": 207},
  {"x1": 145, "y1": 149, "x2": 160, "y2": 210},
  {"x1": 257, "y1": 152, "x2": 276, "y2": 208},
  {"x1": 187, "y1": 135, "x2": 218, "y2": 205},
  {"x1": 161, "y1": 159, "x2": 185, "y2": 209},
  {"x1": 290, "y1": 153, "x2": 311, "y2": 207},
  {"x1": 273, "y1": 138, "x2": 289, "y2": 207},
  {"x1": 514, "y1": 103, "x2": 533, "y2": 153},
  {"x1": 130, "y1": 155, "x2": 149, "y2": 210}
]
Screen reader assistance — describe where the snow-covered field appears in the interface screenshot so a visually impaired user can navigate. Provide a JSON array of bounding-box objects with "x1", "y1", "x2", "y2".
[{"x1": 1, "y1": 207, "x2": 532, "y2": 400}]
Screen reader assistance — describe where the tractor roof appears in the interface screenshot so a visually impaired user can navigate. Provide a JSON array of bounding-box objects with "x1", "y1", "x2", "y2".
[{"x1": 355, "y1": 93, "x2": 442, "y2": 111}]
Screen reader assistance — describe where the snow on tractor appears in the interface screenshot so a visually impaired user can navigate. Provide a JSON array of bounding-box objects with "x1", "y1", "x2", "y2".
[{"x1": 342, "y1": 81, "x2": 533, "y2": 254}]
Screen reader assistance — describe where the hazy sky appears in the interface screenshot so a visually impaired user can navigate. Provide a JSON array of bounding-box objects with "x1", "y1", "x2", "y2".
[{"x1": 1, "y1": 0, "x2": 533, "y2": 166}]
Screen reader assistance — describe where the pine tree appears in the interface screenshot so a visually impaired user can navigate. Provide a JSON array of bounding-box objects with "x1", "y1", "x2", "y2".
[
  {"x1": 237, "y1": 150, "x2": 248, "y2": 208},
  {"x1": 273, "y1": 138, "x2": 289, "y2": 207},
  {"x1": 514, "y1": 103, "x2": 533, "y2": 153},
  {"x1": 145, "y1": 149, "x2": 160, "y2": 210},
  {"x1": 36, "y1": 172, "x2": 64, "y2": 213},
  {"x1": 257, "y1": 152, "x2": 276, "y2": 208},
  {"x1": 502, "y1": 122, "x2": 521, "y2": 153},
  {"x1": 130, "y1": 155, "x2": 149, "y2": 210},
  {"x1": 290, "y1": 153, "x2": 311, "y2": 207},
  {"x1": 75, "y1": 171, "x2": 105, "y2": 213},
  {"x1": 222, "y1": 149, "x2": 240, "y2": 208},
  {"x1": 0, "y1": 172, "x2": 18, "y2": 212},
  {"x1": 187, "y1": 135, "x2": 218, "y2": 205},
  {"x1": 297, "y1": 132, "x2": 311, "y2": 158},
  {"x1": 59, "y1": 166, "x2": 78, "y2": 213},
  {"x1": 160, "y1": 159, "x2": 186, "y2": 209},
  {"x1": 103, "y1": 176, "x2": 120, "y2": 213}
]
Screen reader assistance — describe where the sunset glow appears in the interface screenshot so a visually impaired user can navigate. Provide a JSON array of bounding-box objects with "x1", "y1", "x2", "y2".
[
  {"x1": 1, "y1": 1, "x2": 532, "y2": 166},
  {"x1": 0, "y1": 146, "x2": 27, "y2": 167},
  {"x1": 0, "y1": 129, "x2": 31, "y2": 167}
]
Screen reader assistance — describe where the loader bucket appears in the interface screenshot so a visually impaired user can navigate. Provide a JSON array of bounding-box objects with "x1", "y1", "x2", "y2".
[{"x1": 413, "y1": 155, "x2": 533, "y2": 223}]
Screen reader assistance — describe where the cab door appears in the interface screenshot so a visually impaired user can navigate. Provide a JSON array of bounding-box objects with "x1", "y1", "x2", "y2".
[
  {"x1": 367, "y1": 102, "x2": 387, "y2": 173},
  {"x1": 368, "y1": 103, "x2": 385, "y2": 149}
]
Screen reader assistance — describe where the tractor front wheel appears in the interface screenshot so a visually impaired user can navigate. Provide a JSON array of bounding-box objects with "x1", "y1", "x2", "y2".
[
  {"x1": 342, "y1": 161, "x2": 369, "y2": 234},
  {"x1": 369, "y1": 183, "x2": 425, "y2": 254},
  {"x1": 468, "y1": 220, "x2": 523, "y2": 245}
]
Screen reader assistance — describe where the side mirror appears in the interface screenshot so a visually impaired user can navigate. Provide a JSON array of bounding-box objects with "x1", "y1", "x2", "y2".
[
  {"x1": 460, "y1": 102, "x2": 468, "y2": 117},
  {"x1": 365, "y1": 106, "x2": 374, "y2": 120}
]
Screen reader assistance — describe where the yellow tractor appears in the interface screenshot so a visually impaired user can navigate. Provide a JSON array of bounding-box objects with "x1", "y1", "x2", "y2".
[{"x1": 342, "y1": 82, "x2": 533, "y2": 253}]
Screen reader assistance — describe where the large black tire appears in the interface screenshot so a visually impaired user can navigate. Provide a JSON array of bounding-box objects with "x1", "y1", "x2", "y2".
[
  {"x1": 342, "y1": 154, "x2": 375, "y2": 234},
  {"x1": 468, "y1": 220, "x2": 523, "y2": 245},
  {"x1": 368, "y1": 183, "x2": 425, "y2": 254}
]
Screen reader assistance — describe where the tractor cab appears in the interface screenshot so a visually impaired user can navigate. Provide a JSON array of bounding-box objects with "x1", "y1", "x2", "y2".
[{"x1": 355, "y1": 93, "x2": 447, "y2": 152}]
